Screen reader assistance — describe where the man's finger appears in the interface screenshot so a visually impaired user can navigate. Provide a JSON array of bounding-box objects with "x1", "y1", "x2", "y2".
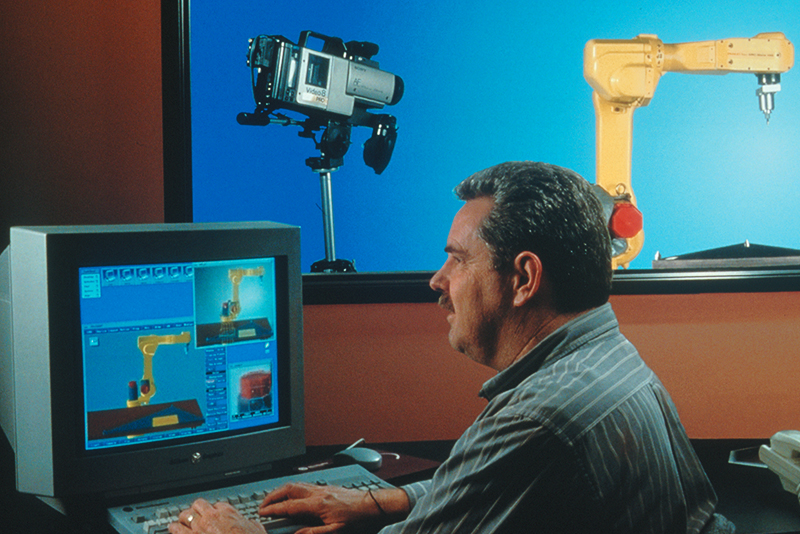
[
  {"x1": 191, "y1": 497, "x2": 215, "y2": 514},
  {"x1": 260, "y1": 482, "x2": 316, "y2": 506},
  {"x1": 259, "y1": 496, "x2": 315, "y2": 518}
]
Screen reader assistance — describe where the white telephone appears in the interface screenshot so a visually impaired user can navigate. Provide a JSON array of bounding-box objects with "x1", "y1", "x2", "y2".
[{"x1": 760, "y1": 430, "x2": 800, "y2": 500}]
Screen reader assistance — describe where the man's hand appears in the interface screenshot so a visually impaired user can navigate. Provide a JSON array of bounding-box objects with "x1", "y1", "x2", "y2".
[
  {"x1": 258, "y1": 483, "x2": 410, "y2": 534},
  {"x1": 168, "y1": 498, "x2": 265, "y2": 534}
]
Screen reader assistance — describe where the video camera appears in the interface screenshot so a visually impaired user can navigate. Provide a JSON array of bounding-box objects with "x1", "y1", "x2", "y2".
[{"x1": 237, "y1": 31, "x2": 404, "y2": 174}]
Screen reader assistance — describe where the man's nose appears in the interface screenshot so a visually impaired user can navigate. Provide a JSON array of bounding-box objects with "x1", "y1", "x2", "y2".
[
  {"x1": 429, "y1": 268, "x2": 443, "y2": 292},
  {"x1": 429, "y1": 263, "x2": 449, "y2": 294}
]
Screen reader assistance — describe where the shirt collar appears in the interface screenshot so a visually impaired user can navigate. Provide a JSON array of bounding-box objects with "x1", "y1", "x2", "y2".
[{"x1": 479, "y1": 302, "x2": 617, "y2": 401}]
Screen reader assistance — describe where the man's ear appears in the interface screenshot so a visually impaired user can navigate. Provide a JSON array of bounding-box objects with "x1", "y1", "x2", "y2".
[{"x1": 511, "y1": 251, "x2": 543, "y2": 307}]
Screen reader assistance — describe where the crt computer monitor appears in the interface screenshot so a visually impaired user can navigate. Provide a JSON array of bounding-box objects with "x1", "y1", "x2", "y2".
[{"x1": 0, "y1": 222, "x2": 304, "y2": 508}]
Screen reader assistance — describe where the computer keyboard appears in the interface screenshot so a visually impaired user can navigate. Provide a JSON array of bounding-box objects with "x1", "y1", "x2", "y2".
[{"x1": 107, "y1": 464, "x2": 394, "y2": 534}]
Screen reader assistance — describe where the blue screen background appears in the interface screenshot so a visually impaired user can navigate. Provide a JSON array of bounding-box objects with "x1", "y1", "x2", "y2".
[{"x1": 190, "y1": 0, "x2": 800, "y2": 271}]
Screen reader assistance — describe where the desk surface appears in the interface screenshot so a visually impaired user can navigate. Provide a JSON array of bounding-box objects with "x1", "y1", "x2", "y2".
[
  {"x1": 3, "y1": 438, "x2": 800, "y2": 534},
  {"x1": 693, "y1": 440, "x2": 800, "y2": 534}
]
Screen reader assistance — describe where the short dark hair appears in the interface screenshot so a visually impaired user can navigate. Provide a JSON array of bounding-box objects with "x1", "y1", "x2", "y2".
[{"x1": 455, "y1": 161, "x2": 612, "y2": 313}]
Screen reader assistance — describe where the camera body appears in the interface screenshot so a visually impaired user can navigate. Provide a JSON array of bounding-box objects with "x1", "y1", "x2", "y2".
[{"x1": 248, "y1": 31, "x2": 403, "y2": 124}]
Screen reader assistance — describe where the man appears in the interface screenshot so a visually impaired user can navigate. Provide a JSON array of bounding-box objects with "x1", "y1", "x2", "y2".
[{"x1": 170, "y1": 162, "x2": 731, "y2": 533}]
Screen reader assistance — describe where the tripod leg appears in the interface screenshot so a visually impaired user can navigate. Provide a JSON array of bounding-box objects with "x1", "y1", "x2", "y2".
[
  {"x1": 319, "y1": 171, "x2": 336, "y2": 263},
  {"x1": 310, "y1": 169, "x2": 356, "y2": 272}
]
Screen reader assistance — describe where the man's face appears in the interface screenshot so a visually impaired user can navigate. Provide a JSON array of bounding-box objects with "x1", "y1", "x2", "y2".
[{"x1": 429, "y1": 197, "x2": 511, "y2": 369}]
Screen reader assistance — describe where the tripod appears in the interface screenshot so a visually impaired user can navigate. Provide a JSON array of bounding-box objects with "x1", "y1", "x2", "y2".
[
  {"x1": 306, "y1": 156, "x2": 356, "y2": 273},
  {"x1": 237, "y1": 109, "x2": 395, "y2": 273}
]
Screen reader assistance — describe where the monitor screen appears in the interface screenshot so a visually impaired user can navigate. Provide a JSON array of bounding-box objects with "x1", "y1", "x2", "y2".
[
  {"x1": 81, "y1": 257, "x2": 281, "y2": 452},
  {"x1": 0, "y1": 222, "x2": 304, "y2": 502}
]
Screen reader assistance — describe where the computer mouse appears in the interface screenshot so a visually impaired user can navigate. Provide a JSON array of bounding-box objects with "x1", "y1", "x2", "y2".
[{"x1": 332, "y1": 447, "x2": 383, "y2": 471}]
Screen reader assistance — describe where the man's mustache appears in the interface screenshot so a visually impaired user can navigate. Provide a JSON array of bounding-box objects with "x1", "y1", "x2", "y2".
[{"x1": 438, "y1": 293, "x2": 454, "y2": 313}]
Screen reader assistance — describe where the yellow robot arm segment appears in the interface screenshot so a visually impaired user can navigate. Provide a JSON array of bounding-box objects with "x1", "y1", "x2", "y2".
[
  {"x1": 224, "y1": 267, "x2": 265, "y2": 323},
  {"x1": 127, "y1": 331, "x2": 192, "y2": 407},
  {"x1": 584, "y1": 33, "x2": 793, "y2": 269},
  {"x1": 661, "y1": 33, "x2": 794, "y2": 75}
]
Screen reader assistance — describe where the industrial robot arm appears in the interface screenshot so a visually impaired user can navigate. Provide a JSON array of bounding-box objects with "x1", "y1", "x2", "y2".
[
  {"x1": 584, "y1": 32, "x2": 794, "y2": 268},
  {"x1": 222, "y1": 267, "x2": 265, "y2": 323},
  {"x1": 127, "y1": 332, "x2": 192, "y2": 407}
]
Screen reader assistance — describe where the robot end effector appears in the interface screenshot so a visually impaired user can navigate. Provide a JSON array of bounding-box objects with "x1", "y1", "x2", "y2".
[{"x1": 757, "y1": 72, "x2": 782, "y2": 124}]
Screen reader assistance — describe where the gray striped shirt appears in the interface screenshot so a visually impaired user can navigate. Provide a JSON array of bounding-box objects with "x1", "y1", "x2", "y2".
[{"x1": 384, "y1": 303, "x2": 719, "y2": 533}]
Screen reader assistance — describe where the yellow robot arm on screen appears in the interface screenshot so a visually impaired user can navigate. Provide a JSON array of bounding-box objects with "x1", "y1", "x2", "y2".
[
  {"x1": 127, "y1": 331, "x2": 192, "y2": 407},
  {"x1": 222, "y1": 267, "x2": 265, "y2": 323}
]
